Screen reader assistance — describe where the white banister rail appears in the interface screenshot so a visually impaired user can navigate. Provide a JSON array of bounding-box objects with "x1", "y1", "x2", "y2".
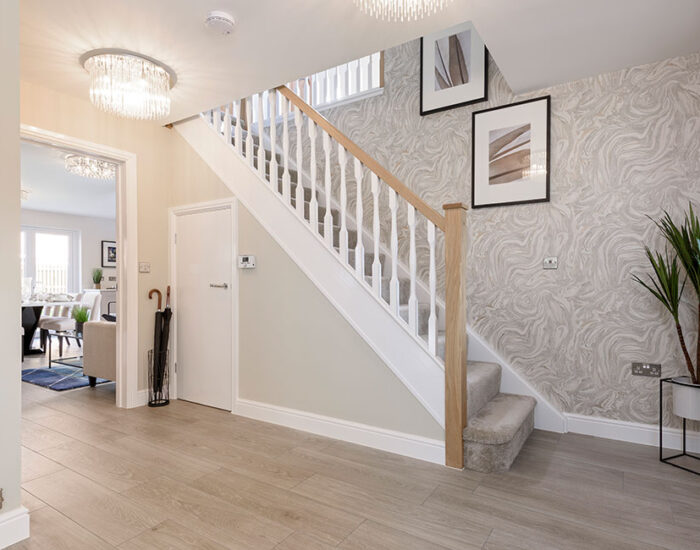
[{"x1": 203, "y1": 83, "x2": 467, "y2": 468}]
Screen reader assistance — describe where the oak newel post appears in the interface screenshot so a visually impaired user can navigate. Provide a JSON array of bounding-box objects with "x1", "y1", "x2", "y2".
[{"x1": 443, "y1": 203, "x2": 468, "y2": 468}]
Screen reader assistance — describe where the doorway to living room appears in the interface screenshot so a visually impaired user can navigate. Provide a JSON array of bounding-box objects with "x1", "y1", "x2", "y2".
[{"x1": 20, "y1": 126, "x2": 139, "y2": 409}]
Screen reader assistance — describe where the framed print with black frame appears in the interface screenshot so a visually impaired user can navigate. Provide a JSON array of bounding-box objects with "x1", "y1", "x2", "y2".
[
  {"x1": 420, "y1": 21, "x2": 488, "y2": 116},
  {"x1": 101, "y1": 240, "x2": 117, "y2": 268},
  {"x1": 471, "y1": 96, "x2": 550, "y2": 208}
]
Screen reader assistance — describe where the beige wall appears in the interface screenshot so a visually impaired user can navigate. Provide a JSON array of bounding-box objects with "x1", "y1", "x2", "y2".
[
  {"x1": 20, "y1": 81, "x2": 224, "y2": 389},
  {"x1": 21, "y1": 209, "x2": 117, "y2": 290},
  {"x1": 0, "y1": 0, "x2": 23, "y2": 523},
  {"x1": 236, "y1": 206, "x2": 443, "y2": 439}
]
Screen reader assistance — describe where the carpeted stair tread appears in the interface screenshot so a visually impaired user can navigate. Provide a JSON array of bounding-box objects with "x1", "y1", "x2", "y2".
[
  {"x1": 464, "y1": 393, "x2": 536, "y2": 445},
  {"x1": 466, "y1": 361, "x2": 501, "y2": 420}
]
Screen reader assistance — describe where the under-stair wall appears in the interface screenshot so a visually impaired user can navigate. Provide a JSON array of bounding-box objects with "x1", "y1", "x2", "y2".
[{"x1": 175, "y1": 117, "x2": 450, "y2": 462}]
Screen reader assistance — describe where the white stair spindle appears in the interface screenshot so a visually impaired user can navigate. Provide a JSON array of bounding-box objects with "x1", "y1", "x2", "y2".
[
  {"x1": 281, "y1": 96, "x2": 291, "y2": 202},
  {"x1": 407, "y1": 204, "x2": 418, "y2": 333},
  {"x1": 224, "y1": 103, "x2": 232, "y2": 145},
  {"x1": 257, "y1": 93, "x2": 265, "y2": 178},
  {"x1": 331, "y1": 67, "x2": 338, "y2": 103},
  {"x1": 308, "y1": 121, "x2": 318, "y2": 230},
  {"x1": 268, "y1": 91, "x2": 278, "y2": 186},
  {"x1": 427, "y1": 220, "x2": 437, "y2": 355},
  {"x1": 340, "y1": 64, "x2": 348, "y2": 98},
  {"x1": 234, "y1": 100, "x2": 242, "y2": 156},
  {"x1": 371, "y1": 52, "x2": 380, "y2": 88},
  {"x1": 294, "y1": 105, "x2": 304, "y2": 217},
  {"x1": 389, "y1": 189, "x2": 399, "y2": 314},
  {"x1": 323, "y1": 131, "x2": 333, "y2": 247},
  {"x1": 319, "y1": 71, "x2": 327, "y2": 106},
  {"x1": 338, "y1": 144, "x2": 348, "y2": 263},
  {"x1": 214, "y1": 106, "x2": 221, "y2": 135},
  {"x1": 245, "y1": 98, "x2": 254, "y2": 168},
  {"x1": 353, "y1": 159, "x2": 364, "y2": 278},
  {"x1": 355, "y1": 59, "x2": 361, "y2": 95},
  {"x1": 371, "y1": 173, "x2": 381, "y2": 296},
  {"x1": 366, "y1": 55, "x2": 373, "y2": 91}
]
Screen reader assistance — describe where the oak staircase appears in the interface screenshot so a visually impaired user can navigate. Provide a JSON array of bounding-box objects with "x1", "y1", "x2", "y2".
[{"x1": 194, "y1": 83, "x2": 535, "y2": 471}]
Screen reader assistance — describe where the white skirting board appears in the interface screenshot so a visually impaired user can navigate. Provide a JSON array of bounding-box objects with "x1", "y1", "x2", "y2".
[
  {"x1": 565, "y1": 413, "x2": 700, "y2": 453},
  {"x1": 0, "y1": 507, "x2": 29, "y2": 549},
  {"x1": 234, "y1": 399, "x2": 445, "y2": 464}
]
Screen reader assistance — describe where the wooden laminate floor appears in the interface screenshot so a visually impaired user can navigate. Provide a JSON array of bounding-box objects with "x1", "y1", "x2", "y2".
[{"x1": 13, "y1": 346, "x2": 700, "y2": 549}]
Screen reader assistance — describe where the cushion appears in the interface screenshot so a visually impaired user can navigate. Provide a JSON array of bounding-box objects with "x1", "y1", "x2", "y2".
[{"x1": 38, "y1": 317, "x2": 75, "y2": 332}]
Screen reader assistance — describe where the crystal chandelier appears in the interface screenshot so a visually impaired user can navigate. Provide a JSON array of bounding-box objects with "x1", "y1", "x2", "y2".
[
  {"x1": 64, "y1": 154, "x2": 116, "y2": 180},
  {"x1": 353, "y1": 0, "x2": 452, "y2": 21},
  {"x1": 80, "y1": 49, "x2": 176, "y2": 120}
]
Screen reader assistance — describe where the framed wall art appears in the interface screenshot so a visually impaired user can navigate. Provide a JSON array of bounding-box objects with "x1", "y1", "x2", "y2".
[
  {"x1": 101, "y1": 240, "x2": 117, "y2": 268},
  {"x1": 471, "y1": 96, "x2": 551, "y2": 208},
  {"x1": 420, "y1": 21, "x2": 488, "y2": 116}
]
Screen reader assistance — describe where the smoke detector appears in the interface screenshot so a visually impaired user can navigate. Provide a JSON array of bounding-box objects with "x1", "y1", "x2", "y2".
[{"x1": 205, "y1": 10, "x2": 235, "y2": 35}]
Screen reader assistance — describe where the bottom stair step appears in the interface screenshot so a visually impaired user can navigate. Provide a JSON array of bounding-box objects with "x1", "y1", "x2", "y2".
[{"x1": 463, "y1": 393, "x2": 536, "y2": 473}]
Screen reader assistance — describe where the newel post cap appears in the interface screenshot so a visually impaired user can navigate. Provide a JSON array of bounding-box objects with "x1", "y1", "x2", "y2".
[{"x1": 443, "y1": 202, "x2": 469, "y2": 211}]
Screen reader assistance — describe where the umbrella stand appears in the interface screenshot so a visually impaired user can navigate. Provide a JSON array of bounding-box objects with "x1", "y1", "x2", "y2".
[{"x1": 148, "y1": 288, "x2": 169, "y2": 407}]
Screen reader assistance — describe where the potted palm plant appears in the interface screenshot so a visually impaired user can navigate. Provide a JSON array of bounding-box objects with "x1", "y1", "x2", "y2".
[
  {"x1": 634, "y1": 205, "x2": 700, "y2": 421},
  {"x1": 72, "y1": 306, "x2": 89, "y2": 335},
  {"x1": 92, "y1": 267, "x2": 103, "y2": 289}
]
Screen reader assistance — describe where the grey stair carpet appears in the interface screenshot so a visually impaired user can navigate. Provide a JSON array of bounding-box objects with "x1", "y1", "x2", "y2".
[
  {"x1": 463, "y1": 392, "x2": 536, "y2": 473},
  {"x1": 236, "y1": 125, "x2": 537, "y2": 474}
]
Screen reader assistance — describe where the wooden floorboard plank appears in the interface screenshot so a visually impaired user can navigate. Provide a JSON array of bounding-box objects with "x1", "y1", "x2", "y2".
[{"x1": 190, "y1": 467, "x2": 365, "y2": 546}]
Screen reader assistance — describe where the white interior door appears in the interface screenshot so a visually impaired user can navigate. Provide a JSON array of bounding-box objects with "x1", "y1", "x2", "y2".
[{"x1": 175, "y1": 206, "x2": 233, "y2": 410}]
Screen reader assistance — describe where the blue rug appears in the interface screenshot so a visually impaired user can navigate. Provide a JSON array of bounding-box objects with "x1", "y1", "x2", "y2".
[{"x1": 21, "y1": 365, "x2": 108, "y2": 391}]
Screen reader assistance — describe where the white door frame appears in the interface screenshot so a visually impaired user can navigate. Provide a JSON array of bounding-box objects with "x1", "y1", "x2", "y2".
[
  {"x1": 168, "y1": 198, "x2": 238, "y2": 408},
  {"x1": 20, "y1": 124, "x2": 140, "y2": 409}
]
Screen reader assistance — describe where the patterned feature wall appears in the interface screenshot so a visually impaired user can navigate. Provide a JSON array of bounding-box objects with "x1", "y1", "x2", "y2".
[{"x1": 317, "y1": 41, "x2": 700, "y2": 426}]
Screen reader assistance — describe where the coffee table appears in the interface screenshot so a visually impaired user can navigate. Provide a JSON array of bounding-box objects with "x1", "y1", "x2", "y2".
[{"x1": 47, "y1": 329, "x2": 83, "y2": 369}]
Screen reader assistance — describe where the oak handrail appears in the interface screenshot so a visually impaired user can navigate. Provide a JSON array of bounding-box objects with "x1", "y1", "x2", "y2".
[{"x1": 277, "y1": 85, "x2": 446, "y2": 231}]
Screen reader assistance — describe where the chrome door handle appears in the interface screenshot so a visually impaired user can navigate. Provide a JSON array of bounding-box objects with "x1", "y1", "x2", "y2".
[{"x1": 209, "y1": 283, "x2": 228, "y2": 289}]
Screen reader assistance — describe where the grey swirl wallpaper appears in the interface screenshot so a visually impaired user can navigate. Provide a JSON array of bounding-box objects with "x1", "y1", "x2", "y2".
[{"x1": 312, "y1": 40, "x2": 700, "y2": 427}]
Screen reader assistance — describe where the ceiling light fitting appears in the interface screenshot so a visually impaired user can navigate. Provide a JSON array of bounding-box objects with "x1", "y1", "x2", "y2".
[
  {"x1": 64, "y1": 154, "x2": 116, "y2": 180},
  {"x1": 353, "y1": 0, "x2": 452, "y2": 21},
  {"x1": 80, "y1": 49, "x2": 177, "y2": 120}
]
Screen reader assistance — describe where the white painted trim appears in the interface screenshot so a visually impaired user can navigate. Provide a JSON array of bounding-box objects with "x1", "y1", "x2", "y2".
[
  {"x1": 134, "y1": 389, "x2": 149, "y2": 408},
  {"x1": 168, "y1": 198, "x2": 238, "y2": 411},
  {"x1": 565, "y1": 413, "x2": 700, "y2": 453},
  {"x1": 234, "y1": 399, "x2": 444, "y2": 464},
  {"x1": 0, "y1": 507, "x2": 30, "y2": 548},
  {"x1": 176, "y1": 117, "x2": 446, "y2": 426},
  {"x1": 467, "y1": 329, "x2": 566, "y2": 433},
  {"x1": 20, "y1": 125, "x2": 139, "y2": 409}
]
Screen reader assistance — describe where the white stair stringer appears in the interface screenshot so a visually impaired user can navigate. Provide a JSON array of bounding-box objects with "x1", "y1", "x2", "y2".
[{"x1": 177, "y1": 115, "x2": 446, "y2": 427}]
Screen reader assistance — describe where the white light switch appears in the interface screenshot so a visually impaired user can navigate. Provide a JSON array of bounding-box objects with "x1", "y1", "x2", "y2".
[
  {"x1": 543, "y1": 257, "x2": 558, "y2": 270},
  {"x1": 139, "y1": 262, "x2": 151, "y2": 273}
]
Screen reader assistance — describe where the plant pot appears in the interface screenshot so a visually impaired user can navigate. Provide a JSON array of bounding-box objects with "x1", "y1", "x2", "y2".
[
  {"x1": 94, "y1": 283, "x2": 101, "y2": 289},
  {"x1": 671, "y1": 376, "x2": 700, "y2": 421},
  {"x1": 75, "y1": 321, "x2": 84, "y2": 336}
]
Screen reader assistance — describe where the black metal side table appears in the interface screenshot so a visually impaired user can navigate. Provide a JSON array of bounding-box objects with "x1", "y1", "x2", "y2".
[{"x1": 659, "y1": 377, "x2": 700, "y2": 476}]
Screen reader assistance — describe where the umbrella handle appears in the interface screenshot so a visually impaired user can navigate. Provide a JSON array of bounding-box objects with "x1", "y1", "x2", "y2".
[{"x1": 148, "y1": 289, "x2": 162, "y2": 310}]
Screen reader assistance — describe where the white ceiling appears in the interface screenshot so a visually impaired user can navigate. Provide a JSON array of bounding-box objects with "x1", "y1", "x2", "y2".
[
  {"x1": 20, "y1": 0, "x2": 700, "y2": 124},
  {"x1": 21, "y1": 141, "x2": 116, "y2": 219}
]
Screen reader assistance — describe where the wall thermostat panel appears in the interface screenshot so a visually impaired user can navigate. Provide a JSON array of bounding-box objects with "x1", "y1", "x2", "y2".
[{"x1": 238, "y1": 255, "x2": 256, "y2": 269}]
